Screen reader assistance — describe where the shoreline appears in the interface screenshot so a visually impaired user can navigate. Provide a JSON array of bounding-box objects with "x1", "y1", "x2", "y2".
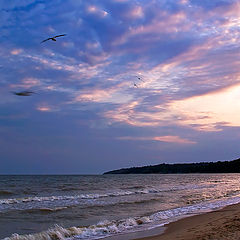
[
  {"x1": 3, "y1": 203, "x2": 240, "y2": 240},
  {"x1": 133, "y1": 202, "x2": 240, "y2": 240}
]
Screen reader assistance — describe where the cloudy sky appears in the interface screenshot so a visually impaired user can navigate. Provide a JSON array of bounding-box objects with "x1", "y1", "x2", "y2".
[{"x1": 1, "y1": 0, "x2": 240, "y2": 174}]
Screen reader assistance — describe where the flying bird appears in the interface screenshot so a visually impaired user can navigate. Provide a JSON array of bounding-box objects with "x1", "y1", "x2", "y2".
[
  {"x1": 12, "y1": 91, "x2": 35, "y2": 96},
  {"x1": 132, "y1": 76, "x2": 145, "y2": 88},
  {"x1": 136, "y1": 76, "x2": 144, "y2": 82},
  {"x1": 133, "y1": 83, "x2": 138, "y2": 88},
  {"x1": 41, "y1": 34, "x2": 67, "y2": 43}
]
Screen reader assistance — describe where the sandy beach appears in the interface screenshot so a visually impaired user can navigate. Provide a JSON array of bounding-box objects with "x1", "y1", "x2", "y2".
[{"x1": 135, "y1": 203, "x2": 240, "y2": 240}]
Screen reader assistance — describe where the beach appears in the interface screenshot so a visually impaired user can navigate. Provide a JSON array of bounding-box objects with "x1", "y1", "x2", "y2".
[
  {"x1": 2, "y1": 174, "x2": 240, "y2": 239},
  {"x1": 136, "y1": 203, "x2": 240, "y2": 240}
]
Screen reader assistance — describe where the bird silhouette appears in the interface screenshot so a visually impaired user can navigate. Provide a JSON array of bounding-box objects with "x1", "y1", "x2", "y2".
[
  {"x1": 41, "y1": 34, "x2": 67, "y2": 43},
  {"x1": 12, "y1": 91, "x2": 35, "y2": 96},
  {"x1": 136, "y1": 76, "x2": 144, "y2": 82},
  {"x1": 133, "y1": 83, "x2": 138, "y2": 88}
]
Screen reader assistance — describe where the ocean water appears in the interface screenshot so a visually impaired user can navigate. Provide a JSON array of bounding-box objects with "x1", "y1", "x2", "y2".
[{"x1": 1, "y1": 174, "x2": 240, "y2": 239}]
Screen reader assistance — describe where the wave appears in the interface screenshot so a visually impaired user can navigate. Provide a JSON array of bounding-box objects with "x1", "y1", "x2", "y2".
[
  {"x1": 184, "y1": 189, "x2": 240, "y2": 205},
  {"x1": 0, "y1": 190, "x2": 14, "y2": 196},
  {"x1": 23, "y1": 207, "x2": 68, "y2": 214},
  {"x1": 4, "y1": 196, "x2": 240, "y2": 240},
  {"x1": 0, "y1": 189, "x2": 159, "y2": 206},
  {"x1": 3, "y1": 217, "x2": 153, "y2": 240},
  {"x1": 60, "y1": 187, "x2": 81, "y2": 192},
  {"x1": 0, "y1": 184, "x2": 216, "y2": 206}
]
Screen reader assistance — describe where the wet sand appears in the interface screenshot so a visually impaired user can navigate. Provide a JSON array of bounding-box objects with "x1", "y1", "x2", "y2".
[{"x1": 135, "y1": 203, "x2": 240, "y2": 240}]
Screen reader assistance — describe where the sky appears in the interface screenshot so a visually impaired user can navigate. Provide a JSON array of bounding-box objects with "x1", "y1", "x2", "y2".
[{"x1": 1, "y1": 0, "x2": 240, "y2": 174}]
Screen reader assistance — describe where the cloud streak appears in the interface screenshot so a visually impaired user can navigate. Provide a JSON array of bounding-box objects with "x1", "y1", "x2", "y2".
[{"x1": 117, "y1": 135, "x2": 196, "y2": 144}]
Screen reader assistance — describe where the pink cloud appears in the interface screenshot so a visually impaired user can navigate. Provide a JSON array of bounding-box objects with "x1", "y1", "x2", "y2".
[
  {"x1": 126, "y1": 6, "x2": 144, "y2": 19},
  {"x1": 10, "y1": 49, "x2": 23, "y2": 55},
  {"x1": 111, "y1": 10, "x2": 190, "y2": 47},
  {"x1": 9, "y1": 77, "x2": 41, "y2": 89},
  {"x1": 117, "y1": 135, "x2": 196, "y2": 144},
  {"x1": 36, "y1": 103, "x2": 58, "y2": 112},
  {"x1": 104, "y1": 100, "x2": 167, "y2": 127},
  {"x1": 37, "y1": 106, "x2": 51, "y2": 112},
  {"x1": 87, "y1": 5, "x2": 108, "y2": 18},
  {"x1": 73, "y1": 81, "x2": 132, "y2": 104},
  {"x1": 103, "y1": 80, "x2": 240, "y2": 131},
  {"x1": 74, "y1": 89, "x2": 112, "y2": 102}
]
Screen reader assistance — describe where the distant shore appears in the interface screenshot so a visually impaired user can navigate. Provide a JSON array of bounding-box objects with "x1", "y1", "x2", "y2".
[
  {"x1": 103, "y1": 158, "x2": 240, "y2": 174},
  {"x1": 135, "y1": 203, "x2": 240, "y2": 240}
]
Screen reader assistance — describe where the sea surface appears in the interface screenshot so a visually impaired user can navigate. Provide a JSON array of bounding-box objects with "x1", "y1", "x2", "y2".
[{"x1": 1, "y1": 174, "x2": 240, "y2": 239}]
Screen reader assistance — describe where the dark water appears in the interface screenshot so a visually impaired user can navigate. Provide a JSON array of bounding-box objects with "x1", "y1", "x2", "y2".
[{"x1": 1, "y1": 174, "x2": 240, "y2": 239}]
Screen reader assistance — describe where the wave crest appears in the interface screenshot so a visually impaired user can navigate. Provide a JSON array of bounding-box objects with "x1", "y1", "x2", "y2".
[
  {"x1": 4, "y1": 196, "x2": 240, "y2": 240},
  {"x1": 4, "y1": 216, "x2": 152, "y2": 240}
]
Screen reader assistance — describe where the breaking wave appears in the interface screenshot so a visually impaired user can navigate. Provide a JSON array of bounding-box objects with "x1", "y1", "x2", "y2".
[{"x1": 4, "y1": 196, "x2": 240, "y2": 240}]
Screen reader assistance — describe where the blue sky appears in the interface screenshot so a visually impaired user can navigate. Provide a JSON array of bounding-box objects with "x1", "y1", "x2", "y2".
[{"x1": 1, "y1": 0, "x2": 240, "y2": 174}]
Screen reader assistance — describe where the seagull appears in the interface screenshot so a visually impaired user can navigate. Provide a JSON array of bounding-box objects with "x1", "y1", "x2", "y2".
[
  {"x1": 41, "y1": 34, "x2": 67, "y2": 43},
  {"x1": 133, "y1": 83, "x2": 138, "y2": 88},
  {"x1": 136, "y1": 76, "x2": 144, "y2": 82},
  {"x1": 12, "y1": 91, "x2": 35, "y2": 96}
]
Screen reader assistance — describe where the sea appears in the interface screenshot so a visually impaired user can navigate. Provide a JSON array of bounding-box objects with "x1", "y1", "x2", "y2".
[{"x1": 1, "y1": 174, "x2": 240, "y2": 240}]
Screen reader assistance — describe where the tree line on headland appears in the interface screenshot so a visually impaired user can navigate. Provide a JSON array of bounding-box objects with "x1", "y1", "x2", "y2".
[{"x1": 103, "y1": 158, "x2": 240, "y2": 174}]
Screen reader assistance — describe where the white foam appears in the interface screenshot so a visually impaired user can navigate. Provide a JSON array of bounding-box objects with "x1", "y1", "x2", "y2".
[
  {"x1": 3, "y1": 216, "x2": 152, "y2": 240},
  {"x1": 4, "y1": 195, "x2": 240, "y2": 240}
]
